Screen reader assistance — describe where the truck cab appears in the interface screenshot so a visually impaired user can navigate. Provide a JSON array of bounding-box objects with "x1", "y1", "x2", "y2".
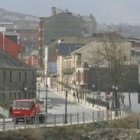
[{"x1": 12, "y1": 99, "x2": 44, "y2": 124}]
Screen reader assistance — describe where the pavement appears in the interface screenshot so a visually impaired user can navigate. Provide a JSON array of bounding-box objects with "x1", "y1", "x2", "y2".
[{"x1": 0, "y1": 118, "x2": 12, "y2": 122}]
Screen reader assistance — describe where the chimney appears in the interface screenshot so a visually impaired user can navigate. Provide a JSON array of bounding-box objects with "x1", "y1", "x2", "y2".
[{"x1": 51, "y1": 7, "x2": 56, "y2": 16}]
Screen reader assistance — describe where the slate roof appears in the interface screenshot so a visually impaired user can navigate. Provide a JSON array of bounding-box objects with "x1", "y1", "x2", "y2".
[{"x1": 47, "y1": 36, "x2": 92, "y2": 57}]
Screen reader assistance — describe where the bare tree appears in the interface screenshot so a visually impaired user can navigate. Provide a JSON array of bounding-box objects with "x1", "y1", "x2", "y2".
[{"x1": 89, "y1": 35, "x2": 131, "y2": 115}]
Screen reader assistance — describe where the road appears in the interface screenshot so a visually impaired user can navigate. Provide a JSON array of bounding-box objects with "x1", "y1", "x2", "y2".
[
  {"x1": 0, "y1": 89, "x2": 107, "y2": 131},
  {"x1": 39, "y1": 88, "x2": 96, "y2": 114}
]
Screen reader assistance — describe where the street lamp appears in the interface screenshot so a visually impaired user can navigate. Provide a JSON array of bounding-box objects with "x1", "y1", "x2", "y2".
[
  {"x1": 112, "y1": 85, "x2": 118, "y2": 116},
  {"x1": 64, "y1": 88, "x2": 68, "y2": 124},
  {"x1": 0, "y1": 27, "x2": 6, "y2": 52},
  {"x1": 45, "y1": 84, "x2": 48, "y2": 114},
  {"x1": 38, "y1": 83, "x2": 41, "y2": 99},
  {"x1": 92, "y1": 84, "x2": 95, "y2": 107}
]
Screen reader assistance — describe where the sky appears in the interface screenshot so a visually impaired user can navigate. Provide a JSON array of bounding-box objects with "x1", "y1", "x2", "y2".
[{"x1": 0, "y1": 0, "x2": 139, "y2": 25}]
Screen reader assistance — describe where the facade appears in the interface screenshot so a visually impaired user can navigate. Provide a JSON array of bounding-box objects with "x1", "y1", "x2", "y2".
[
  {"x1": 24, "y1": 50, "x2": 40, "y2": 68},
  {"x1": 17, "y1": 28, "x2": 39, "y2": 54},
  {"x1": 50, "y1": 7, "x2": 97, "y2": 37},
  {"x1": 57, "y1": 53, "x2": 89, "y2": 92},
  {"x1": 43, "y1": 37, "x2": 91, "y2": 87},
  {"x1": 0, "y1": 50, "x2": 36, "y2": 108},
  {"x1": 88, "y1": 66, "x2": 139, "y2": 92},
  {"x1": 129, "y1": 38, "x2": 140, "y2": 64}
]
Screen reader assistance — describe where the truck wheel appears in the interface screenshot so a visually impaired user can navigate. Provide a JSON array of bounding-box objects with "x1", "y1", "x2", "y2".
[
  {"x1": 39, "y1": 115, "x2": 45, "y2": 123},
  {"x1": 31, "y1": 117, "x2": 35, "y2": 124},
  {"x1": 14, "y1": 118, "x2": 18, "y2": 124}
]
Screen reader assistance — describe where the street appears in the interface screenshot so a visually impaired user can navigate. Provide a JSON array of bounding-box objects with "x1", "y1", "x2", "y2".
[
  {"x1": 40, "y1": 88, "x2": 95, "y2": 114},
  {"x1": 0, "y1": 88, "x2": 108, "y2": 131}
]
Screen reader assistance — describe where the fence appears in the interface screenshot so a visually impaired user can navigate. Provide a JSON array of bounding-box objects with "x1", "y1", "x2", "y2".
[{"x1": 0, "y1": 109, "x2": 127, "y2": 131}]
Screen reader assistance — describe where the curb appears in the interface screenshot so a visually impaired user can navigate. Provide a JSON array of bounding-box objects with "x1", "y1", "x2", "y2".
[{"x1": 0, "y1": 118, "x2": 12, "y2": 123}]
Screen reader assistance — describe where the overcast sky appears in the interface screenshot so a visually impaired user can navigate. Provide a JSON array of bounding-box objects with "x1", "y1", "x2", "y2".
[{"x1": 0, "y1": 0, "x2": 139, "y2": 25}]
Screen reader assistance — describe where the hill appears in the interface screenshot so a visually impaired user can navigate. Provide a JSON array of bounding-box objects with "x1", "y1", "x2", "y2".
[
  {"x1": 0, "y1": 7, "x2": 39, "y2": 29},
  {"x1": 0, "y1": 7, "x2": 38, "y2": 22}
]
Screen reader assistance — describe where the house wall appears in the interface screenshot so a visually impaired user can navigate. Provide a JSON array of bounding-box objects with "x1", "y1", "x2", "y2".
[
  {"x1": 0, "y1": 68, "x2": 36, "y2": 108},
  {"x1": 88, "y1": 66, "x2": 139, "y2": 92},
  {"x1": 73, "y1": 41, "x2": 132, "y2": 67}
]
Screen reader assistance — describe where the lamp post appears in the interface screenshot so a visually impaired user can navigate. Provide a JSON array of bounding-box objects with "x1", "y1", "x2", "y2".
[
  {"x1": 0, "y1": 27, "x2": 6, "y2": 52},
  {"x1": 65, "y1": 88, "x2": 68, "y2": 124},
  {"x1": 38, "y1": 83, "x2": 41, "y2": 99},
  {"x1": 112, "y1": 85, "x2": 118, "y2": 116},
  {"x1": 92, "y1": 84, "x2": 95, "y2": 107},
  {"x1": 45, "y1": 84, "x2": 48, "y2": 114}
]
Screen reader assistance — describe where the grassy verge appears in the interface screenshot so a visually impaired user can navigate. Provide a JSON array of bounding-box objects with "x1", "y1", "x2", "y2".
[{"x1": 1, "y1": 115, "x2": 140, "y2": 140}]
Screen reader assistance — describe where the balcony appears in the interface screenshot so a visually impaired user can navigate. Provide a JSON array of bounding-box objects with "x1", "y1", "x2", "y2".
[{"x1": 62, "y1": 68, "x2": 74, "y2": 75}]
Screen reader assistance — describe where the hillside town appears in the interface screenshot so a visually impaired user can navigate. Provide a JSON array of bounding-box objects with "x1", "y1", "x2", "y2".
[{"x1": 0, "y1": 4, "x2": 140, "y2": 139}]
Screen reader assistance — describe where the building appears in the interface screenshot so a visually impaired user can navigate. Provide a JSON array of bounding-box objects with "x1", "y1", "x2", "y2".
[
  {"x1": 24, "y1": 50, "x2": 40, "y2": 68},
  {"x1": 129, "y1": 38, "x2": 140, "y2": 64},
  {"x1": 0, "y1": 22, "x2": 39, "y2": 55},
  {"x1": 0, "y1": 50, "x2": 36, "y2": 108},
  {"x1": 57, "y1": 33, "x2": 140, "y2": 93},
  {"x1": 47, "y1": 36, "x2": 92, "y2": 88},
  {"x1": 57, "y1": 52, "x2": 89, "y2": 92},
  {"x1": 38, "y1": 10, "x2": 97, "y2": 69},
  {"x1": 88, "y1": 65, "x2": 138, "y2": 92}
]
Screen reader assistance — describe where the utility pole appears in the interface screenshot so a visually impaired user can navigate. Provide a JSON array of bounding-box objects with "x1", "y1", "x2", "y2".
[
  {"x1": 65, "y1": 90, "x2": 68, "y2": 124},
  {"x1": 112, "y1": 85, "x2": 118, "y2": 116},
  {"x1": 45, "y1": 84, "x2": 48, "y2": 114},
  {"x1": 38, "y1": 83, "x2": 40, "y2": 99}
]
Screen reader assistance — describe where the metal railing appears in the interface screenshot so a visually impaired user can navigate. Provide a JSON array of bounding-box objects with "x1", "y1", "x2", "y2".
[{"x1": 0, "y1": 109, "x2": 127, "y2": 131}]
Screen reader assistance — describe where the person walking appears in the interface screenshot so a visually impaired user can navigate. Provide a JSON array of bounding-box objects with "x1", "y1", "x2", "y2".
[{"x1": 106, "y1": 104, "x2": 110, "y2": 120}]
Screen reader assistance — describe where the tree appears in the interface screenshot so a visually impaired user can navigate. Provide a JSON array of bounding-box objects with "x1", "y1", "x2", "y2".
[{"x1": 90, "y1": 34, "x2": 131, "y2": 114}]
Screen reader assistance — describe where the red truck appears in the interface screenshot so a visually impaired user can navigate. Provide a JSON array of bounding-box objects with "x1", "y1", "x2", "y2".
[{"x1": 11, "y1": 99, "x2": 46, "y2": 124}]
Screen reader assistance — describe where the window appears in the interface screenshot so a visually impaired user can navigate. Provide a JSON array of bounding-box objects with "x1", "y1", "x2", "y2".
[
  {"x1": 9, "y1": 93, "x2": 12, "y2": 99},
  {"x1": 19, "y1": 72, "x2": 21, "y2": 82},
  {"x1": 25, "y1": 72, "x2": 27, "y2": 82},
  {"x1": 3, "y1": 71, "x2": 6, "y2": 84},
  {"x1": 32, "y1": 72, "x2": 35, "y2": 85},
  {"x1": 10, "y1": 71, "x2": 12, "y2": 83}
]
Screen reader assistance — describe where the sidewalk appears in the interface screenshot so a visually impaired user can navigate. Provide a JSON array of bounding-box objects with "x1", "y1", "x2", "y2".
[{"x1": 0, "y1": 118, "x2": 12, "y2": 123}]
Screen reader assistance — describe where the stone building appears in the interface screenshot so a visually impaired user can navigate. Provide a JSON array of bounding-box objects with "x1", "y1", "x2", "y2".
[
  {"x1": 0, "y1": 50, "x2": 36, "y2": 107},
  {"x1": 38, "y1": 10, "x2": 97, "y2": 69}
]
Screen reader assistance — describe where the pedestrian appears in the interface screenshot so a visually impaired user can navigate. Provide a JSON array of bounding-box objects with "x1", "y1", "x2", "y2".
[
  {"x1": 76, "y1": 92, "x2": 79, "y2": 103},
  {"x1": 9, "y1": 105, "x2": 13, "y2": 117},
  {"x1": 73, "y1": 92, "x2": 76, "y2": 103},
  {"x1": 106, "y1": 104, "x2": 110, "y2": 120}
]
